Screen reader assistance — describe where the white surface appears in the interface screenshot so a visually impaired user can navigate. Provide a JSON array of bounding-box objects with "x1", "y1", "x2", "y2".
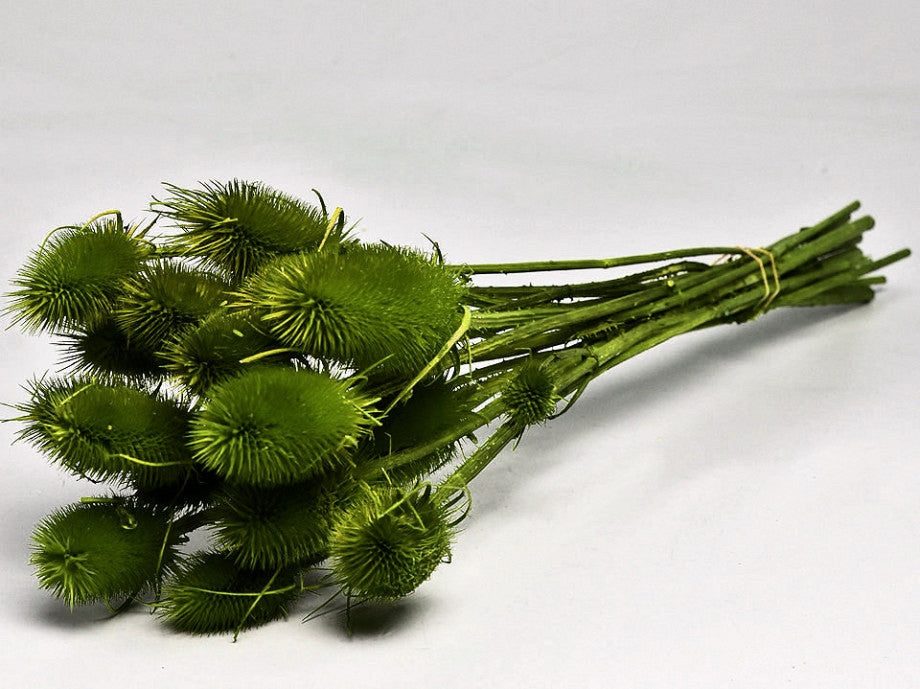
[{"x1": 1, "y1": 2, "x2": 917, "y2": 687}]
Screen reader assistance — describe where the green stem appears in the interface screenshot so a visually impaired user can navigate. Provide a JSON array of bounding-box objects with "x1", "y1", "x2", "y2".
[
  {"x1": 466, "y1": 214, "x2": 874, "y2": 362},
  {"x1": 465, "y1": 261, "x2": 710, "y2": 312},
  {"x1": 453, "y1": 246, "x2": 749, "y2": 275},
  {"x1": 434, "y1": 421, "x2": 521, "y2": 502}
]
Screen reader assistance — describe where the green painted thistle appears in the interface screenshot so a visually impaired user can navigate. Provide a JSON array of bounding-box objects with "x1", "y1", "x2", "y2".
[
  {"x1": 6, "y1": 182, "x2": 909, "y2": 637},
  {"x1": 31, "y1": 500, "x2": 178, "y2": 608}
]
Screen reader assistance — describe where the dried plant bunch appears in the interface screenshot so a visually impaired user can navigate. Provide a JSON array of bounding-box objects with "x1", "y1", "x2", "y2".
[{"x1": 5, "y1": 180, "x2": 908, "y2": 638}]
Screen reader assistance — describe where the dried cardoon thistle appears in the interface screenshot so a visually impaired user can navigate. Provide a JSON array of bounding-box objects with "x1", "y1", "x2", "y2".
[
  {"x1": 6, "y1": 181, "x2": 909, "y2": 639},
  {"x1": 151, "y1": 179, "x2": 345, "y2": 280},
  {"x1": 188, "y1": 366, "x2": 379, "y2": 486},
  {"x1": 503, "y1": 359, "x2": 561, "y2": 428},
  {"x1": 210, "y1": 475, "x2": 351, "y2": 570},
  {"x1": 365, "y1": 378, "x2": 480, "y2": 484},
  {"x1": 7, "y1": 214, "x2": 152, "y2": 333},
  {"x1": 31, "y1": 499, "x2": 179, "y2": 609},
  {"x1": 56, "y1": 317, "x2": 162, "y2": 383},
  {"x1": 14, "y1": 376, "x2": 194, "y2": 489},
  {"x1": 155, "y1": 551, "x2": 302, "y2": 637},
  {"x1": 233, "y1": 243, "x2": 467, "y2": 378},
  {"x1": 159, "y1": 310, "x2": 287, "y2": 395},
  {"x1": 328, "y1": 482, "x2": 455, "y2": 601},
  {"x1": 115, "y1": 260, "x2": 229, "y2": 351}
]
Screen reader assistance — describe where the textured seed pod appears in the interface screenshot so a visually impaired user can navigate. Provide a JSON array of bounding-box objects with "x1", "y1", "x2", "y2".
[
  {"x1": 153, "y1": 179, "x2": 339, "y2": 280},
  {"x1": 160, "y1": 311, "x2": 288, "y2": 396},
  {"x1": 372, "y1": 379, "x2": 477, "y2": 484},
  {"x1": 235, "y1": 243, "x2": 466, "y2": 378},
  {"x1": 503, "y1": 360, "x2": 560, "y2": 427},
  {"x1": 115, "y1": 261, "x2": 228, "y2": 351},
  {"x1": 329, "y1": 483, "x2": 453, "y2": 601},
  {"x1": 16, "y1": 377, "x2": 194, "y2": 489},
  {"x1": 189, "y1": 366, "x2": 378, "y2": 486},
  {"x1": 211, "y1": 475, "x2": 352, "y2": 569},
  {"x1": 157, "y1": 551, "x2": 302, "y2": 635},
  {"x1": 31, "y1": 500, "x2": 178, "y2": 609},
  {"x1": 57, "y1": 317, "x2": 163, "y2": 383},
  {"x1": 8, "y1": 218, "x2": 151, "y2": 333}
]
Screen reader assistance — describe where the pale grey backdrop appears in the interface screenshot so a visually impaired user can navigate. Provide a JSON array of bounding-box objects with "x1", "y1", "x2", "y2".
[{"x1": 1, "y1": 1, "x2": 917, "y2": 687}]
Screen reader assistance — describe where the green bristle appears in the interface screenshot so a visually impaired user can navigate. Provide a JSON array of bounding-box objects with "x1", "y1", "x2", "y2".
[
  {"x1": 57, "y1": 317, "x2": 163, "y2": 383},
  {"x1": 160, "y1": 311, "x2": 289, "y2": 396},
  {"x1": 329, "y1": 483, "x2": 452, "y2": 601},
  {"x1": 16, "y1": 377, "x2": 194, "y2": 488},
  {"x1": 115, "y1": 260, "x2": 228, "y2": 351},
  {"x1": 371, "y1": 379, "x2": 477, "y2": 484},
  {"x1": 211, "y1": 476, "x2": 352, "y2": 569},
  {"x1": 503, "y1": 360, "x2": 560, "y2": 427}
]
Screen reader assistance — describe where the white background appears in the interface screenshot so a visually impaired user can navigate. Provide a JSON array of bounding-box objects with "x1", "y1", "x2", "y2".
[{"x1": 1, "y1": 2, "x2": 917, "y2": 687}]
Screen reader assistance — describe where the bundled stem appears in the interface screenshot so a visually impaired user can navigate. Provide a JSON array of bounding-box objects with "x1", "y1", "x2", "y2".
[{"x1": 371, "y1": 203, "x2": 908, "y2": 504}]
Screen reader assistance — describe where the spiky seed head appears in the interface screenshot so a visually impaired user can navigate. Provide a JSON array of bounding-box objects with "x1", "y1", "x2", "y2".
[
  {"x1": 31, "y1": 500, "x2": 177, "y2": 609},
  {"x1": 372, "y1": 379, "x2": 478, "y2": 484},
  {"x1": 15, "y1": 376, "x2": 193, "y2": 489},
  {"x1": 189, "y1": 366, "x2": 378, "y2": 486},
  {"x1": 156, "y1": 551, "x2": 301, "y2": 635},
  {"x1": 115, "y1": 261, "x2": 228, "y2": 351},
  {"x1": 160, "y1": 311, "x2": 288, "y2": 396},
  {"x1": 329, "y1": 483, "x2": 453, "y2": 601},
  {"x1": 153, "y1": 179, "x2": 339, "y2": 280},
  {"x1": 7, "y1": 218, "x2": 151, "y2": 333},
  {"x1": 211, "y1": 476, "x2": 352, "y2": 569},
  {"x1": 503, "y1": 360, "x2": 560, "y2": 427},
  {"x1": 56, "y1": 317, "x2": 162, "y2": 383},
  {"x1": 234, "y1": 243, "x2": 466, "y2": 378}
]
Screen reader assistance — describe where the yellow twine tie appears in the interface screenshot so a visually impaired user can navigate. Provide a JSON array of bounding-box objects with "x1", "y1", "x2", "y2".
[{"x1": 735, "y1": 246, "x2": 781, "y2": 315}]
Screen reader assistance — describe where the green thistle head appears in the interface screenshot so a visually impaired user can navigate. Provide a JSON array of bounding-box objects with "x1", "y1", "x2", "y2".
[
  {"x1": 235, "y1": 243, "x2": 466, "y2": 379},
  {"x1": 211, "y1": 476, "x2": 351, "y2": 569},
  {"x1": 329, "y1": 483, "x2": 453, "y2": 601},
  {"x1": 153, "y1": 179, "x2": 341, "y2": 280},
  {"x1": 15, "y1": 377, "x2": 194, "y2": 489},
  {"x1": 31, "y1": 499, "x2": 178, "y2": 609},
  {"x1": 159, "y1": 311, "x2": 289, "y2": 396},
  {"x1": 57, "y1": 317, "x2": 163, "y2": 383},
  {"x1": 503, "y1": 360, "x2": 560, "y2": 427},
  {"x1": 115, "y1": 261, "x2": 228, "y2": 351},
  {"x1": 7, "y1": 217, "x2": 152, "y2": 333},
  {"x1": 189, "y1": 366, "x2": 378, "y2": 486},
  {"x1": 156, "y1": 551, "x2": 302, "y2": 636}
]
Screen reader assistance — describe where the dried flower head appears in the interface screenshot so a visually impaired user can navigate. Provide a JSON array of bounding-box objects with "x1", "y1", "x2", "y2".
[
  {"x1": 8, "y1": 217, "x2": 151, "y2": 333},
  {"x1": 235, "y1": 243, "x2": 466, "y2": 378},
  {"x1": 329, "y1": 483, "x2": 453, "y2": 601},
  {"x1": 156, "y1": 551, "x2": 301, "y2": 636},
  {"x1": 188, "y1": 366, "x2": 378, "y2": 486},
  {"x1": 16, "y1": 377, "x2": 193, "y2": 489},
  {"x1": 153, "y1": 179, "x2": 341, "y2": 280},
  {"x1": 503, "y1": 360, "x2": 560, "y2": 427},
  {"x1": 31, "y1": 500, "x2": 177, "y2": 609}
]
